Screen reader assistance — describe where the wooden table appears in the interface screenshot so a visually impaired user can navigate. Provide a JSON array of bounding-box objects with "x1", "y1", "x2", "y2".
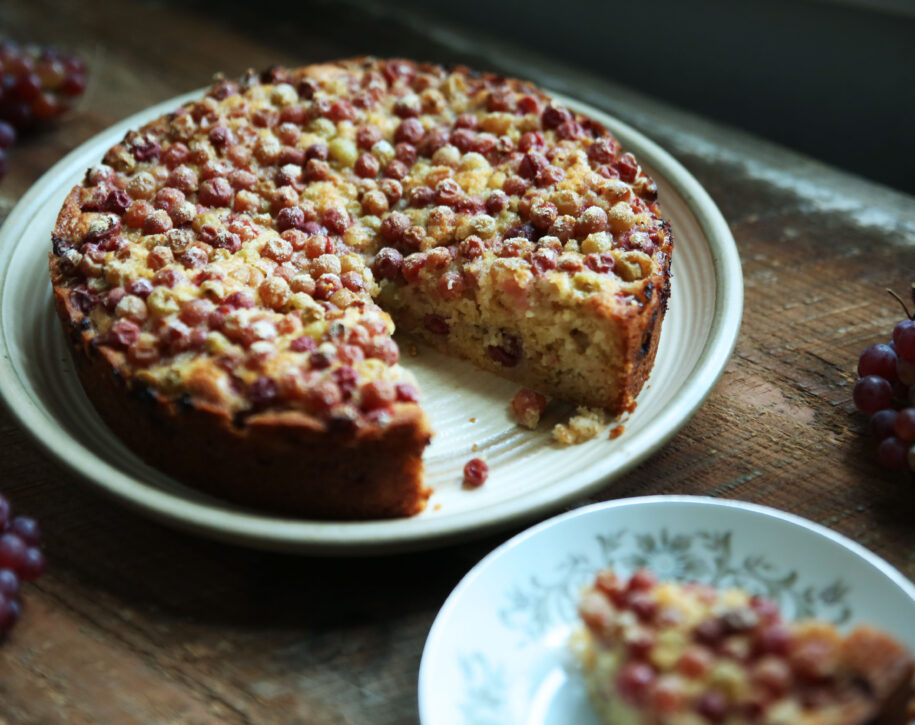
[{"x1": 1, "y1": 1, "x2": 914, "y2": 722}]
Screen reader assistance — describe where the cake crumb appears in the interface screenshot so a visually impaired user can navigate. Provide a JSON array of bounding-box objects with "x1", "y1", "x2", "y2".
[
  {"x1": 434, "y1": 503, "x2": 442, "y2": 511},
  {"x1": 469, "y1": 417, "x2": 476, "y2": 423},
  {"x1": 553, "y1": 407, "x2": 609, "y2": 445},
  {"x1": 510, "y1": 388, "x2": 548, "y2": 429},
  {"x1": 609, "y1": 425, "x2": 625, "y2": 440}
]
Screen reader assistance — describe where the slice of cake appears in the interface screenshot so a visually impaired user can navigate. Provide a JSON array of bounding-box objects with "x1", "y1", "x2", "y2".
[{"x1": 573, "y1": 568, "x2": 914, "y2": 724}]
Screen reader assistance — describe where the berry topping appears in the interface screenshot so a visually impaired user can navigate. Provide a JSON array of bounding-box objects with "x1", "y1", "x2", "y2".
[
  {"x1": 462, "y1": 457, "x2": 489, "y2": 487},
  {"x1": 510, "y1": 389, "x2": 547, "y2": 429},
  {"x1": 616, "y1": 662, "x2": 656, "y2": 705}
]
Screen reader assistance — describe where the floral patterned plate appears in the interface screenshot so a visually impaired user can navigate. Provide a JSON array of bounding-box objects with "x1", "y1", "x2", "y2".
[{"x1": 418, "y1": 496, "x2": 915, "y2": 725}]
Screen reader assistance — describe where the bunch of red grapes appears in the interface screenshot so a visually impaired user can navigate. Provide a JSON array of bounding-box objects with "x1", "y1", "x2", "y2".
[
  {"x1": 0, "y1": 40, "x2": 88, "y2": 179},
  {"x1": 853, "y1": 289, "x2": 915, "y2": 470},
  {"x1": 0, "y1": 494, "x2": 45, "y2": 638}
]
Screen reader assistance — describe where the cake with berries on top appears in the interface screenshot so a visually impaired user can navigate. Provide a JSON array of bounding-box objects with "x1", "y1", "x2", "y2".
[
  {"x1": 574, "y1": 568, "x2": 914, "y2": 725},
  {"x1": 49, "y1": 58, "x2": 672, "y2": 519}
]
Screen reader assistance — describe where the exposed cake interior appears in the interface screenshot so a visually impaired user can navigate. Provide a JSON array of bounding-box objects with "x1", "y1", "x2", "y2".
[{"x1": 381, "y1": 253, "x2": 653, "y2": 410}]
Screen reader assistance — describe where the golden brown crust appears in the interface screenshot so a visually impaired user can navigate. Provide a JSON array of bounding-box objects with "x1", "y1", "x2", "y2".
[{"x1": 49, "y1": 57, "x2": 672, "y2": 518}]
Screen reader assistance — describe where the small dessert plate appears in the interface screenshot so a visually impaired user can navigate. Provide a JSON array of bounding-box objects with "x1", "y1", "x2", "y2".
[{"x1": 418, "y1": 496, "x2": 915, "y2": 725}]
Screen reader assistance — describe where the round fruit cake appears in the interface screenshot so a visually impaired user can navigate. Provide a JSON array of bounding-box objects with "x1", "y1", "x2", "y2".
[{"x1": 48, "y1": 58, "x2": 673, "y2": 519}]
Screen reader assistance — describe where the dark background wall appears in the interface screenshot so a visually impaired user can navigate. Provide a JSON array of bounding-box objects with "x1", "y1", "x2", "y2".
[{"x1": 386, "y1": 0, "x2": 915, "y2": 195}]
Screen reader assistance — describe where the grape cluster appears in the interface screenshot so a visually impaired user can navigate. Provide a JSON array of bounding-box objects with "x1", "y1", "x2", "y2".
[
  {"x1": 0, "y1": 493, "x2": 45, "y2": 637},
  {"x1": 853, "y1": 289, "x2": 915, "y2": 470},
  {"x1": 0, "y1": 40, "x2": 88, "y2": 180}
]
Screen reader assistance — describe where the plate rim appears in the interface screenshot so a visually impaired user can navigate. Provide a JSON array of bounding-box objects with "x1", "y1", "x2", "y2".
[
  {"x1": 0, "y1": 88, "x2": 743, "y2": 554},
  {"x1": 417, "y1": 494, "x2": 915, "y2": 723}
]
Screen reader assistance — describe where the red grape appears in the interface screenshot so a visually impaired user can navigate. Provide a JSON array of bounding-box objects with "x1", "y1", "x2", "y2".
[
  {"x1": 463, "y1": 458, "x2": 489, "y2": 487},
  {"x1": 627, "y1": 569, "x2": 658, "y2": 592},
  {"x1": 13, "y1": 72, "x2": 42, "y2": 101},
  {"x1": 18, "y1": 548, "x2": 45, "y2": 581},
  {"x1": 856, "y1": 290, "x2": 915, "y2": 473},
  {"x1": 870, "y1": 409, "x2": 898, "y2": 440},
  {"x1": 60, "y1": 72, "x2": 87, "y2": 98},
  {"x1": 36, "y1": 58, "x2": 65, "y2": 89},
  {"x1": 897, "y1": 355, "x2": 915, "y2": 386},
  {"x1": 0, "y1": 534, "x2": 26, "y2": 571},
  {"x1": 62, "y1": 55, "x2": 86, "y2": 75},
  {"x1": 32, "y1": 92, "x2": 59, "y2": 120},
  {"x1": 895, "y1": 409, "x2": 915, "y2": 441},
  {"x1": 0, "y1": 495, "x2": 46, "y2": 642},
  {"x1": 0, "y1": 120, "x2": 14, "y2": 148},
  {"x1": 893, "y1": 320, "x2": 915, "y2": 363},
  {"x1": 0, "y1": 42, "x2": 19, "y2": 63},
  {"x1": 8, "y1": 516, "x2": 40, "y2": 546},
  {"x1": 695, "y1": 692, "x2": 728, "y2": 722},
  {"x1": 858, "y1": 344, "x2": 897, "y2": 380},
  {"x1": 6, "y1": 54, "x2": 33, "y2": 77},
  {"x1": 0, "y1": 592, "x2": 18, "y2": 634},
  {"x1": 0, "y1": 570, "x2": 19, "y2": 599},
  {"x1": 1, "y1": 100, "x2": 32, "y2": 129},
  {"x1": 0, "y1": 43, "x2": 87, "y2": 132},
  {"x1": 878, "y1": 436, "x2": 909, "y2": 470},
  {"x1": 629, "y1": 593, "x2": 658, "y2": 622},
  {"x1": 616, "y1": 662, "x2": 656, "y2": 704},
  {"x1": 754, "y1": 623, "x2": 793, "y2": 655},
  {"x1": 853, "y1": 375, "x2": 893, "y2": 414},
  {"x1": 676, "y1": 648, "x2": 712, "y2": 678},
  {"x1": 0, "y1": 43, "x2": 88, "y2": 182}
]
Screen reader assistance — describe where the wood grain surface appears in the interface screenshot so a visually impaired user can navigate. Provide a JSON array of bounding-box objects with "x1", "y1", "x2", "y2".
[{"x1": 1, "y1": 0, "x2": 914, "y2": 722}]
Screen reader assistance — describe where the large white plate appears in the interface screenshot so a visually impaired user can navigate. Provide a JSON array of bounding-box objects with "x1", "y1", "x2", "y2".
[
  {"x1": 0, "y1": 89, "x2": 742, "y2": 553},
  {"x1": 418, "y1": 496, "x2": 915, "y2": 725}
]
